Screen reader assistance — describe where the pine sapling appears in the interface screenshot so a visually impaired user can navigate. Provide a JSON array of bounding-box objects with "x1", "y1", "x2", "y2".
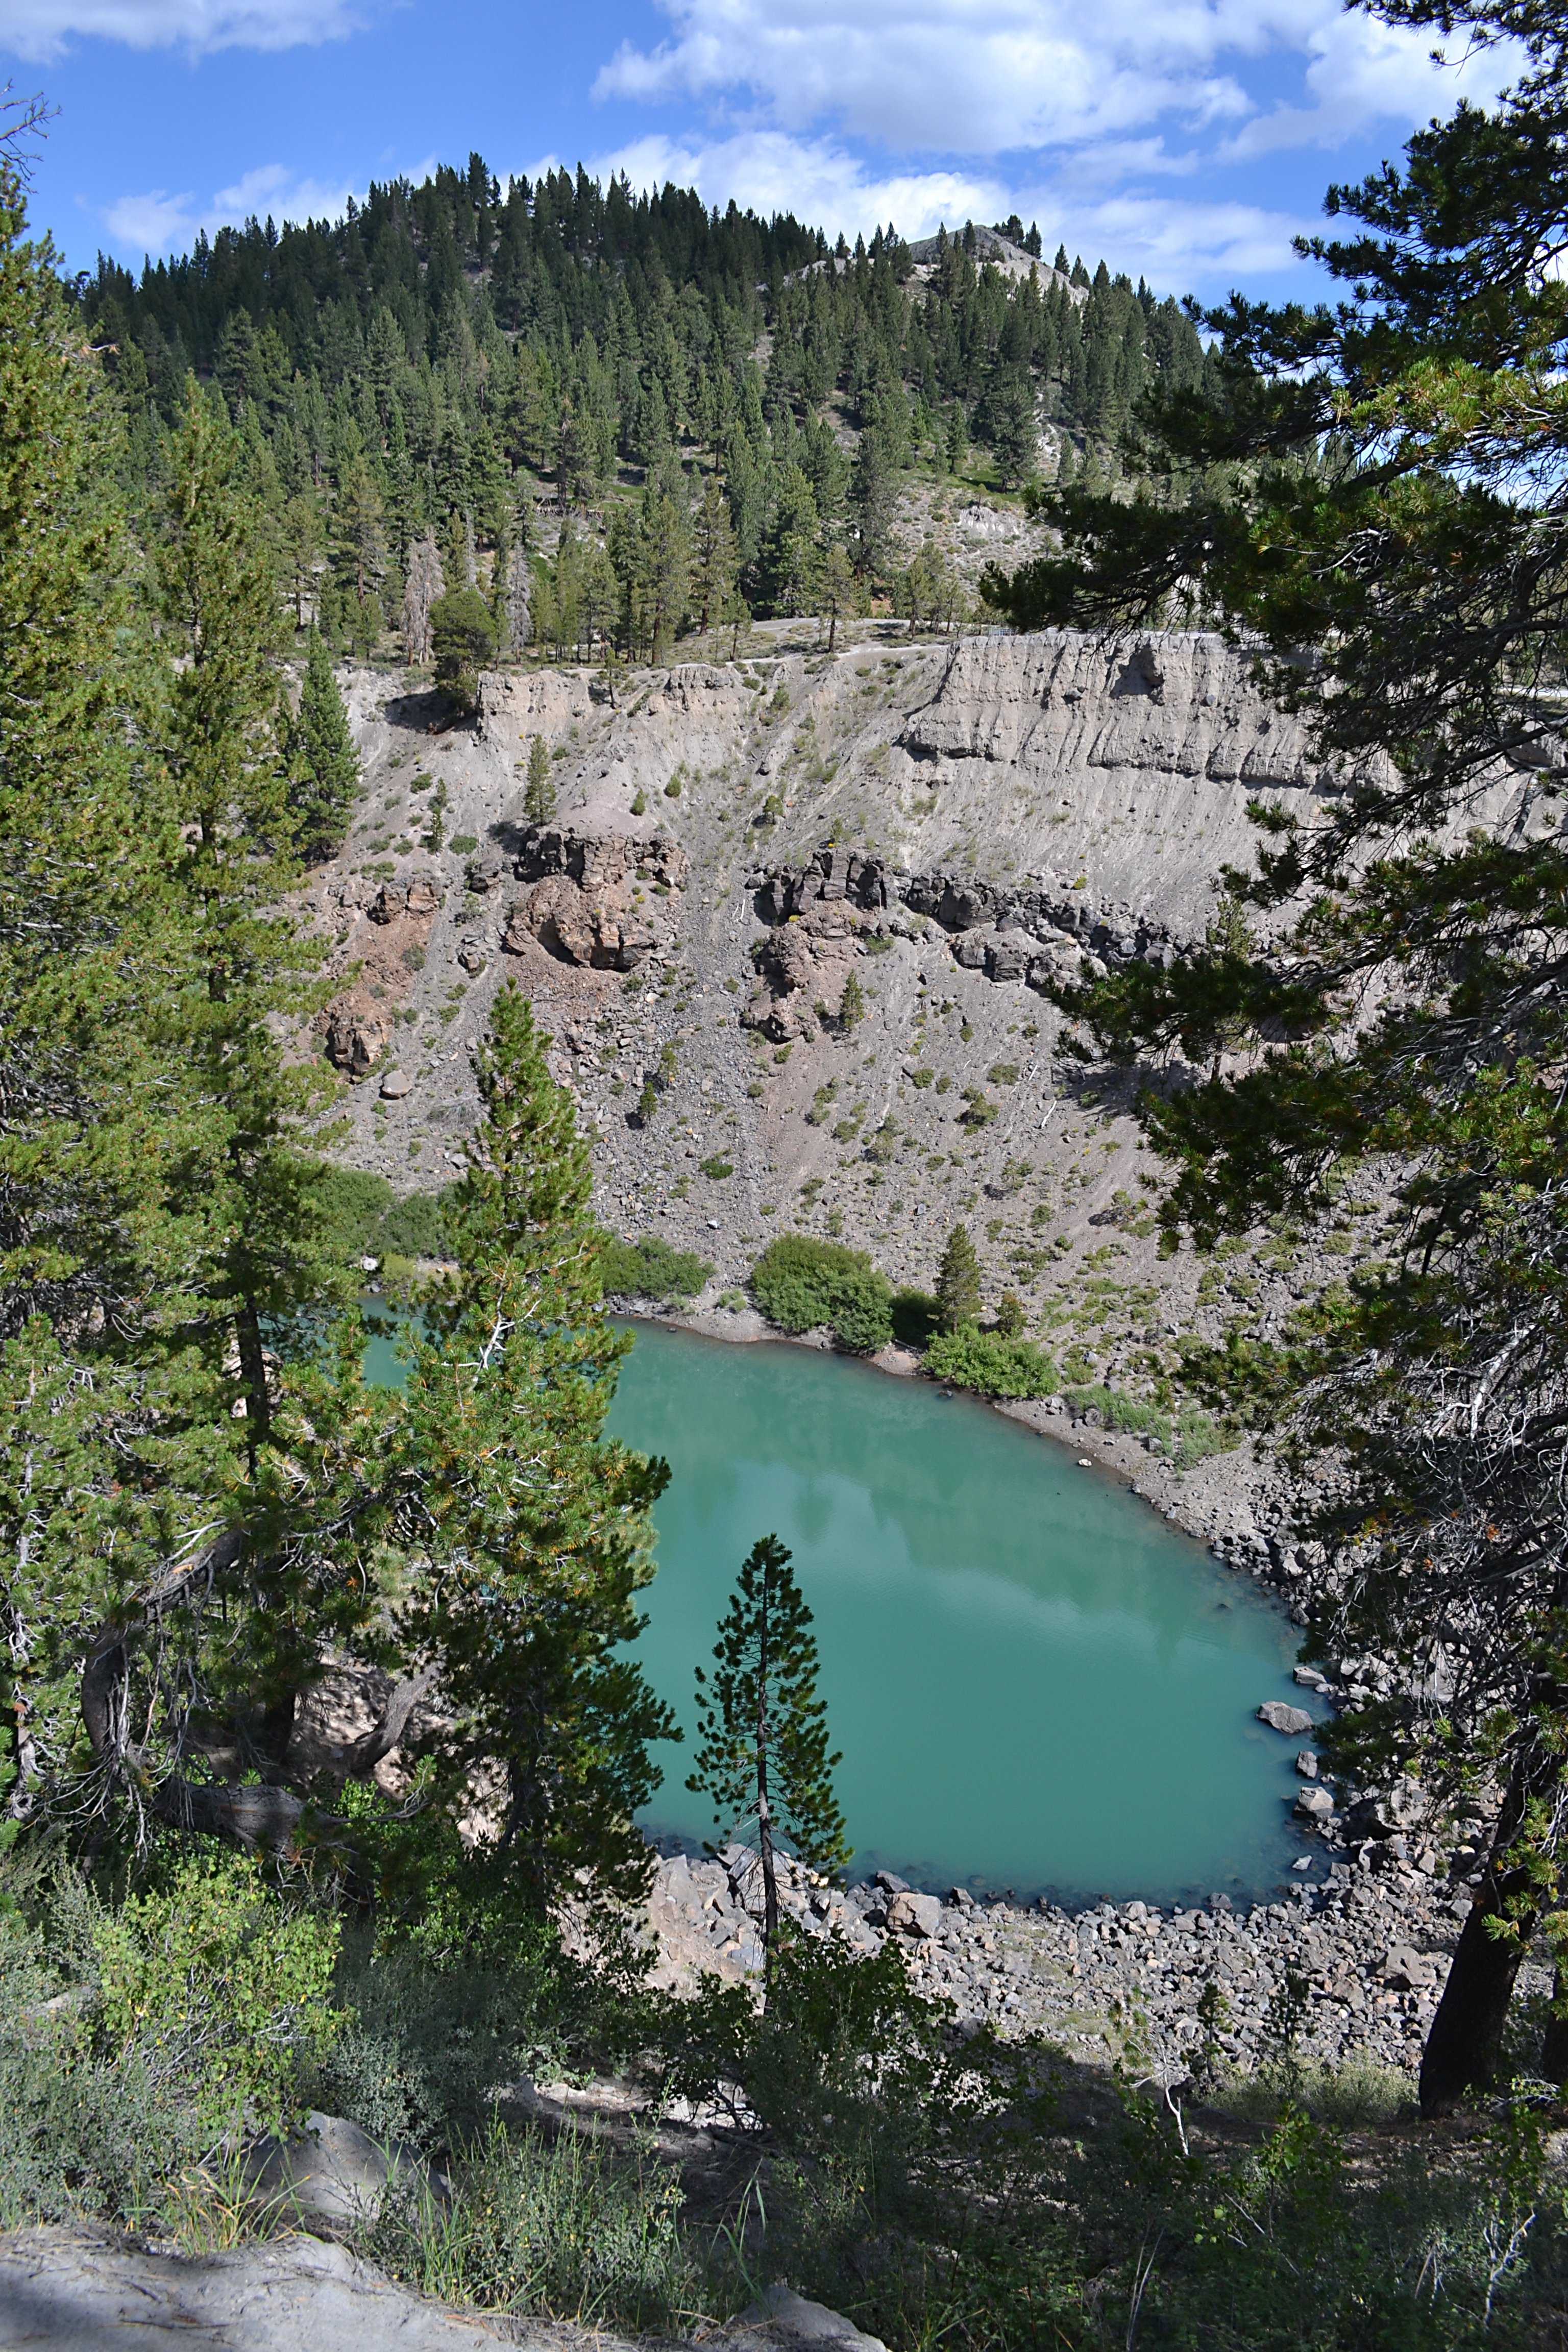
[{"x1": 688, "y1": 1533, "x2": 848, "y2": 1982}]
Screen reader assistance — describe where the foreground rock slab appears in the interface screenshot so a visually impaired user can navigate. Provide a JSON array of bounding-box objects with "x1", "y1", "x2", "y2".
[{"x1": 0, "y1": 2226, "x2": 516, "y2": 2351}]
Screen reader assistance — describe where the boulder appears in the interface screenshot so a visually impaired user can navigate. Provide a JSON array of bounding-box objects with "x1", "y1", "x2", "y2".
[
  {"x1": 1258, "y1": 1701, "x2": 1314, "y2": 1735},
  {"x1": 379, "y1": 1069, "x2": 412, "y2": 1100},
  {"x1": 1294, "y1": 1785, "x2": 1334, "y2": 1820},
  {"x1": 886, "y1": 1891, "x2": 943, "y2": 1939},
  {"x1": 1379, "y1": 1945, "x2": 1435, "y2": 1992},
  {"x1": 242, "y1": 2110, "x2": 438, "y2": 2229},
  {"x1": 0, "y1": 2226, "x2": 504, "y2": 2350},
  {"x1": 1295, "y1": 1751, "x2": 1318, "y2": 1779},
  {"x1": 743, "y1": 2283, "x2": 889, "y2": 2352}
]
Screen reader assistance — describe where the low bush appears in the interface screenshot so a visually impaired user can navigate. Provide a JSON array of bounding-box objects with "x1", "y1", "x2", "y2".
[
  {"x1": 93, "y1": 1851, "x2": 342, "y2": 2139},
  {"x1": 1064, "y1": 1381, "x2": 1163, "y2": 1436},
  {"x1": 749, "y1": 1235, "x2": 893, "y2": 1353},
  {"x1": 599, "y1": 1233, "x2": 712, "y2": 1305},
  {"x1": 1062, "y1": 1385, "x2": 1238, "y2": 1467},
  {"x1": 889, "y1": 1287, "x2": 942, "y2": 1347},
  {"x1": 316, "y1": 1169, "x2": 456, "y2": 1266},
  {"x1": 925, "y1": 1328, "x2": 1057, "y2": 1399},
  {"x1": 368, "y1": 2119, "x2": 697, "y2": 2332},
  {"x1": 1174, "y1": 1402, "x2": 1237, "y2": 1468}
]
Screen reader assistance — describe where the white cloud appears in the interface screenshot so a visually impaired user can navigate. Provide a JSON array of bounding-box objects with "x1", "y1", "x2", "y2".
[
  {"x1": 102, "y1": 160, "x2": 365, "y2": 256},
  {"x1": 591, "y1": 128, "x2": 1004, "y2": 242},
  {"x1": 593, "y1": 0, "x2": 1513, "y2": 163},
  {"x1": 2, "y1": 0, "x2": 362, "y2": 63},
  {"x1": 102, "y1": 185, "x2": 198, "y2": 251},
  {"x1": 1055, "y1": 191, "x2": 1316, "y2": 282},
  {"x1": 590, "y1": 122, "x2": 1314, "y2": 288}
]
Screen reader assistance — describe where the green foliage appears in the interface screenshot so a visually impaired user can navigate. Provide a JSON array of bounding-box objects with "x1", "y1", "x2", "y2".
[
  {"x1": 368, "y1": 2118, "x2": 697, "y2": 2333},
  {"x1": 698, "y1": 1153, "x2": 734, "y2": 1180},
  {"x1": 430, "y1": 587, "x2": 496, "y2": 711},
  {"x1": 598, "y1": 1233, "x2": 711, "y2": 1304},
  {"x1": 838, "y1": 970, "x2": 866, "y2": 1030},
  {"x1": 396, "y1": 986, "x2": 677, "y2": 1911},
  {"x1": 926, "y1": 1328, "x2": 1057, "y2": 1399},
  {"x1": 525, "y1": 732, "x2": 554, "y2": 822},
  {"x1": 312, "y1": 1168, "x2": 455, "y2": 1266},
  {"x1": 749, "y1": 1234, "x2": 893, "y2": 1352},
  {"x1": 889, "y1": 1287, "x2": 942, "y2": 1346},
  {"x1": 935, "y1": 1223, "x2": 983, "y2": 1331},
  {"x1": 688, "y1": 1535, "x2": 849, "y2": 1955},
  {"x1": 284, "y1": 628, "x2": 359, "y2": 861},
  {"x1": 92, "y1": 1851, "x2": 342, "y2": 2137}
]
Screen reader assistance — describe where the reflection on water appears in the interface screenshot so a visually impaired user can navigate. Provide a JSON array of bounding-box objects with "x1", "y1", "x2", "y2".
[{"x1": 607, "y1": 1323, "x2": 1319, "y2": 1901}]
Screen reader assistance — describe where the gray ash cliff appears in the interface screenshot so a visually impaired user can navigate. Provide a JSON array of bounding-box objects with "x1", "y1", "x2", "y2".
[{"x1": 309, "y1": 624, "x2": 1544, "y2": 1566}]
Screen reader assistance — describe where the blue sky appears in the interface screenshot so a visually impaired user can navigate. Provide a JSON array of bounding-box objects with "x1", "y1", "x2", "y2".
[{"x1": 2, "y1": 0, "x2": 1516, "y2": 299}]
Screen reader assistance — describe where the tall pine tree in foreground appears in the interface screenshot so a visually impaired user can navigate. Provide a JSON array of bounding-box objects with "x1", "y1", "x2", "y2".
[
  {"x1": 688, "y1": 1533, "x2": 848, "y2": 1980},
  {"x1": 985, "y1": 0, "x2": 1568, "y2": 2116},
  {"x1": 396, "y1": 983, "x2": 676, "y2": 1912}
]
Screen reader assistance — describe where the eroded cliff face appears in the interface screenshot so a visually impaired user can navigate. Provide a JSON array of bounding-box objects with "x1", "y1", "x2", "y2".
[{"x1": 306, "y1": 625, "x2": 1537, "y2": 1548}]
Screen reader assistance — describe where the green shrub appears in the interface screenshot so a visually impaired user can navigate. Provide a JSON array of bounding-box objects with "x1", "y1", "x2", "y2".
[
  {"x1": 698, "y1": 1154, "x2": 734, "y2": 1180},
  {"x1": 925, "y1": 1328, "x2": 1057, "y2": 1398},
  {"x1": 890, "y1": 1287, "x2": 942, "y2": 1347},
  {"x1": 92, "y1": 1851, "x2": 343, "y2": 2139},
  {"x1": 1174, "y1": 1403, "x2": 1237, "y2": 1468},
  {"x1": 749, "y1": 1234, "x2": 893, "y2": 1352},
  {"x1": 599, "y1": 1233, "x2": 712, "y2": 1305},
  {"x1": 377, "y1": 1186, "x2": 456, "y2": 1261},
  {"x1": 1063, "y1": 1381, "x2": 1163, "y2": 1435},
  {"x1": 315, "y1": 1170, "x2": 455, "y2": 1267},
  {"x1": 368, "y1": 2118, "x2": 697, "y2": 2333}
]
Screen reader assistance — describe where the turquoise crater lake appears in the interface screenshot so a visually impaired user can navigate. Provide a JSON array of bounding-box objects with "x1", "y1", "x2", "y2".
[{"x1": 606, "y1": 1322, "x2": 1317, "y2": 1904}]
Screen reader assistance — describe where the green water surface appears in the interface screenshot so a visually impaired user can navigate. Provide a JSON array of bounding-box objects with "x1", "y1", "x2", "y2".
[
  {"x1": 606, "y1": 1322, "x2": 1318, "y2": 1903},
  {"x1": 361, "y1": 1307, "x2": 1319, "y2": 1900}
]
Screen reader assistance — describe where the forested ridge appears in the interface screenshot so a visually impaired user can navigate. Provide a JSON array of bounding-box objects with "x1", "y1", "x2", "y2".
[{"x1": 80, "y1": 158, "x2": 1214, "y2": 655}]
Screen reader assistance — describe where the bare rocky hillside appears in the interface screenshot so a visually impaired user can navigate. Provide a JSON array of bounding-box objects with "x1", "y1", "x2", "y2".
[{"x1": 309, "y1": 623, "x2": 1537, "y2": 1559}]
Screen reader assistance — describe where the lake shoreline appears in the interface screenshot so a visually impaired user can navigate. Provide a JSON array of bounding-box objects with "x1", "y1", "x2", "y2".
[{"x1": 624, "y1": 1297, "x2": 1306, "y2": 1622}]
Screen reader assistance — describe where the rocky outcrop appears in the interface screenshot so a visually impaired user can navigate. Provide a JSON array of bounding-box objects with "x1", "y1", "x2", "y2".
[
  {"x1": 742, "y1": 902, "x2": 862, "y2": 1041},
  {"x1": 503, "y1": 825, "x2": 690, "y2": 971},
  {"x1": 746, "y1": 844, "x2": 1184, "y2": 1007},
  {"x1": 324, "y1": 1007, "x2": 389, "y2": 1078}
]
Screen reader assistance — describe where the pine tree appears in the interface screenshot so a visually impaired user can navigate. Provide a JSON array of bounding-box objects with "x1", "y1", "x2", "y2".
[
  {"x1": 285, "y1": 628, "x2": 360, "y2": 861},
  {"x1": 279, "y1": 492, "x2": 324, "y2": 629},
  {"x1": 819, "y1": 542, "x2": 859, "y2": 653},
  {"x1": 985, "y1": 0, "x2": 1568, "y2": 2115},
  {"x1": 687, "y1": 1533, "x2": 848, "y2": 1974},
  {"x1": 525, "y1": 731, "x2": 554, "y2": 822},
  {"x1": 691, "y1": 472, "x2": 739, "y2": 633},
  {"x1": 330, "y1": 453, "x2": 387, "y2": 656},
  {"x1": 430, "y1": 585, "x2": 496, "y2": 713},
  {"x1": 397, "y1": 984, "x2": 677, "y2": 1910},
  {"x1": 936, "y1": 1224, "x2": 983, "y2": 1331}
]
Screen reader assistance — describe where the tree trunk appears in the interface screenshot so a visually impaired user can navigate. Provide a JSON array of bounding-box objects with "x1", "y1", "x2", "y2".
[
  {"x1": 234, "y1": 1295, "x2": 271, "y2": 1463},
  {"x1": 755, "y1": 1564, "x2": 778, "y2": 1993},
  {"x1": 1420, "y1": 1758, "x2": 1539, "y2": 2118},
  {"x1": 1541, "y1": 1967, "x2": 1568, "y2": 2087}
]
